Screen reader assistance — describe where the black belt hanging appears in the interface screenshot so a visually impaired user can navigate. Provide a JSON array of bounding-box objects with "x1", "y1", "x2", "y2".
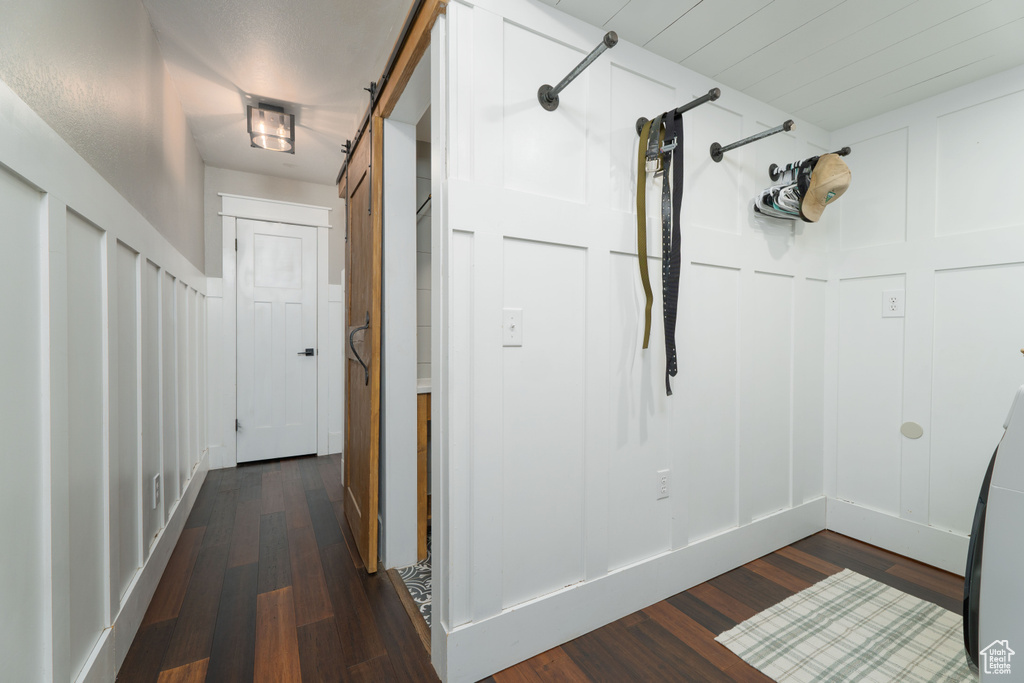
[
  {"x1": 663, "y1": 112, "x2": 683, "y2": 396},
  {"x1": 636, "y1": 112, "x2": 684, "y2": 395}
]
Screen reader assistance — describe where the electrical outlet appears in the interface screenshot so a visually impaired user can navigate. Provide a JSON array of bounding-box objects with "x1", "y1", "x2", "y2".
[
  {"x1": 882, "y1": 290, "x2": 905, "y2": 318},
  {"x1": 153, "y1": 474, "x2": 161, "y2": 510},
  {"x1": 656, "y1": 469, "x2": 670, "y2": 500}
]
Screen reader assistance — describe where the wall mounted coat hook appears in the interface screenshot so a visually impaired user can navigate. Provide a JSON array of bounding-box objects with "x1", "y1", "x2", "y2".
[
  {"x1": 711, "y1": 119, "x2": 794, "y2": 162},
  {"x1": 635, "y1": 88, "x2": 721, "y2": 136},
  {"x1": 538, "y1": 31, "x2": 618, "y2": 111}
]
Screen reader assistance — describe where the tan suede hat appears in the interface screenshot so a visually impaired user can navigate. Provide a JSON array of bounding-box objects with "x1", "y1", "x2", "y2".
[{"x1": 800, "y1": 153, "x2": 851, "y2": 222}]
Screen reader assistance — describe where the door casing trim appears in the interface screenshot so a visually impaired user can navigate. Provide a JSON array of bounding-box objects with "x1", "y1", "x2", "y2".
[{"x1": 213, "y1": 193, "x2": 333, "y2": 469}]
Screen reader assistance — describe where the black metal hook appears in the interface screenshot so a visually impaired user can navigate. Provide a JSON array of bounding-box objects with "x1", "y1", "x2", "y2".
[
  {"x1": 635, "y1": 88, "x2": 721, "y2": 136},
  {"x1": 538, "y1": 31, "x2": 618, "y2": 111},
  {"x1": 768, "y1": 146, "x2": 851, "y2": 181},
  {"x1": 349, "y1": 312, "x2": 371, "y2": 386},
  {"x1": 710, "y1": 119, "x2": 794, "y2": 163}
]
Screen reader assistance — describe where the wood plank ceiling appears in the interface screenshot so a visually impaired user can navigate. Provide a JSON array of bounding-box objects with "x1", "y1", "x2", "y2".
[
  {"x1": 140, "y1": 0, "x2": 1024, "y2": 185},
  {"x1": 540, "y1": 0, "x2": 1024, "y2": 130}
]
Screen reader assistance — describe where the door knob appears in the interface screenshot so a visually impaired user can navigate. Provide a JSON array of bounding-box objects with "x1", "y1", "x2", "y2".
[{"x1": 297, "y1": 348, "x2": 315, "y2": 356}]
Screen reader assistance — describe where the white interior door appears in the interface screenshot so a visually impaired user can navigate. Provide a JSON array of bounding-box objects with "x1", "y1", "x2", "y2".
[{"x1": 236, "y1": 219, "x2": 318, "y2": 463}]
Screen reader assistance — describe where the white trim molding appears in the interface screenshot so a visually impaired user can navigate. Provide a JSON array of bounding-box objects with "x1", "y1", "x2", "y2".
[
  {"x1": 218, "y1": 193, "x2": 332, "y2": 228},
  {"x1": 445, "y1": 498, "x2": 827, "y2": 683},
  {"x1": 0, "y1": 78, "x2": 211, "y2": 683},
  {"x1": 826, "y1": 498, "x2": 968, "y2": 575}
]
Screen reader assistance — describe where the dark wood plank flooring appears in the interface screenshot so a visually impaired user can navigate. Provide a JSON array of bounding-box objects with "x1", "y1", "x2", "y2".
[
  {"x1": 123, "y1": 459, "x2": 964, "y2": 683},
  {"x1": 487, "y1": 531, "x2": 965, "y2": 683},
  {"x1": 118, "y1": 454, "x2": 438, "y2": 683}
]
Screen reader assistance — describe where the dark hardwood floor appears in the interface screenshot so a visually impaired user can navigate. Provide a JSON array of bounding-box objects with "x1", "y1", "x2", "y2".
[
  {"x1": 118, "y1": 454, "x2": 438, "y2": 683},
  {"x1": 485, "y1": 531, "x2": 965, "y2": 683},
  {"x1": 122, "y1": 458, "x2": 965, "y2": 683}
]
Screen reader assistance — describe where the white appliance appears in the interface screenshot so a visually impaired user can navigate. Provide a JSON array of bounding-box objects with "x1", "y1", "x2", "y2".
[{"x1": 965, "y1": 385, "x2": 1024, "y2": 680}]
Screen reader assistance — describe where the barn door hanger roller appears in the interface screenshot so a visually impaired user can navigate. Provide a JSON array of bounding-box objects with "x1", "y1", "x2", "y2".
[{"x1": 538, "y1": 31, "x2": 618, "y2": 111}]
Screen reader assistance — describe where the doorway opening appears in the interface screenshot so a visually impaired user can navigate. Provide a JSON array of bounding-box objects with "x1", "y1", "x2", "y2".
[
  {"x1": 379, "y1": 51, "x2": 434, "y2": 648},
  {"x1": 337, "y1": 1, "x2": 448, "y2": 671}
]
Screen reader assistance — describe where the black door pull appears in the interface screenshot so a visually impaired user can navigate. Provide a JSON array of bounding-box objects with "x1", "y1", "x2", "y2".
[
  {"x1": 349, "y1": 313, "x2": 371, "y2": 385},
  {"x1": 297, "y1": 348, "x2": 315, "y2": 356}
]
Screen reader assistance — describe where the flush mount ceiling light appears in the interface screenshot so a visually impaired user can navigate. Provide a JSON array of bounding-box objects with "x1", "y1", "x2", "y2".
[{"x1": 247, "y1": 103, "x2": 295, "y2": 153}]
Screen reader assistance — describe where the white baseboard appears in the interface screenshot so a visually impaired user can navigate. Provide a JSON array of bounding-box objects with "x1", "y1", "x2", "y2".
[
  {"x1": 77, "y1": 629, "x2": 113, "y2": 683},
  {"x1": 73, "y1": 451, "x2": 210, "y2": 683},
  {"x1": 208, "y1": 444, "x2": 230, "y2": 470},
  {"x1": 445, "y1": 497, "x2": 827, "y2": 683},
  {"x1": 328, "y1": 431, "x2": 343, "y2": 455},
  {"x1": 826, "y1": 498, "x2": 968, "y2": 576}
]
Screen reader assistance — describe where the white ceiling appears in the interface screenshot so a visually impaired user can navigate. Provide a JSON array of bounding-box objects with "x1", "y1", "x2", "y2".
[
  {"x1": 142, "y1": 0, "x2": 1024, "y2": 186},
  {"x1": 141, "y1": 0, "x2": 415, "y2": 186},
  {"x1": 544, "y1": 0, "x2": 1024, "y2": 130}
]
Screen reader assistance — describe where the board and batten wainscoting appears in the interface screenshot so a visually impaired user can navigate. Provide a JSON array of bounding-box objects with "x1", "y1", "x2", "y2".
[
  {"x1": 434, "y1": 2, "x2": 831, "y2": 680},
  {"x1": 0, "y1": 79, "x2": 209, "y2": 683}
]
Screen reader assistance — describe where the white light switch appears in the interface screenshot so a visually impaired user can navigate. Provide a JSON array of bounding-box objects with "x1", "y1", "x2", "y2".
[{"x1": 503, "y1": 308, "x2": 523, "y2": 346}]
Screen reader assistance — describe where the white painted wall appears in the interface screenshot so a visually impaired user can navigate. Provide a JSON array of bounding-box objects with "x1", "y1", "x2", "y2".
[
  {"x1": 417, "y1": 140, "x2": 433, "y2": 383},
  {"x1": 436, "y1": 2, "x2": 833, "y2": 680},
  {"x1": 0, "y1": 0, "x2": 205, "y2": 271},
  {"x1": 65, "y1": 212, "x2": 108, "y2": 681},
  {"x1": 381, "y1": 119, "x2": 420, "y2": 569},
  {"x1": 328, "y1": 282, "x2": 346, "y2": 456},
  {"x1": 0, "y1": 161, "x2": 47, "y2": 683},
  {"x1": 0, "y1": 76, "x2": 209, "y2": 682},
  {"x1": 204, "y1": 166, "x2": 346, "y2": 284},
  {"x1": 824, "y1": 63, "x2": 1024, "y2": 574}
]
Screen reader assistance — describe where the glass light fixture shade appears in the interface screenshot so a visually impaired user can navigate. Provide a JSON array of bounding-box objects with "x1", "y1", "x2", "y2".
[{"x1": 247, "y1": 105, "x2": 295, "y2": 153}]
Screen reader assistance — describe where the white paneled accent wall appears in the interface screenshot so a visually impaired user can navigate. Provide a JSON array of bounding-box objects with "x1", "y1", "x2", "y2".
[
  {"x1": 328, "y1": 283, "x2": 346, "y2": 455},
  {"x1": 437, "y1": 2, "x2": 832, "y2": 680},
  {"x1": 826, "y1": 64, "x2": 1024, "y2": 574},
  {"x1": 65, "y1": 212, "x2": 108, "y2": 681},
  {"x1": 0, "y1": 163, "x2": 46, "y2": 683},
  {"x1": 417, "y1": 140, "x2": 433, "y2": 383},
  {"x1": 0, "y1": 80, "x2": 208, "y2": 683},
  {"x1": 115, "y1": 241, "x2": 141, "y2": 601}
]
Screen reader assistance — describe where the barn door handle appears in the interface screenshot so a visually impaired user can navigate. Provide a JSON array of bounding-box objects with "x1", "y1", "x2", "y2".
[{"x1": 349, "y1": 312, "x2": 370, "y2": 386}]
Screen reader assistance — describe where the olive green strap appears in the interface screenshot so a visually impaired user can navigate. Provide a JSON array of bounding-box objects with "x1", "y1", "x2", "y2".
[{"x1": 636, "y1": 119, "x2": 654, "y2": 349}]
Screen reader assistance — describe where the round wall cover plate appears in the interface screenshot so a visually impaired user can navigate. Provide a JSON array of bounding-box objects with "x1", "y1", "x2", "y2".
[{"x1": 901, "y1": 422, "x2": 924, "y2": 439}]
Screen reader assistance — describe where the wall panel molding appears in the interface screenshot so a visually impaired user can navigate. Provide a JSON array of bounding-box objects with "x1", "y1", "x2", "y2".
[
  {"x1": 440, "y1": 1, "x2": 835, "y2": 679},
  {"x1": 0, "y1": 70, "x2": 209, "y2": 683},
  {"x1": 827, "y1": 64, "x2": 1024, "y2": 573}
]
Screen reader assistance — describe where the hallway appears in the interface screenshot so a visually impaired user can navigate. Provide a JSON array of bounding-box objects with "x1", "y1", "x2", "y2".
[
  {"x1": 118, "y1": 454, "x2": 438, "y2": 682},
  {"x1": 120, "y1": 453, "x2": 963, "y2": 682}
]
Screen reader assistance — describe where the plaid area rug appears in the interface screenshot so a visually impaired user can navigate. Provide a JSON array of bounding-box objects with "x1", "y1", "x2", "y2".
[{"x1": 715, "y1": 569, "x2": 977, "y2": 682}]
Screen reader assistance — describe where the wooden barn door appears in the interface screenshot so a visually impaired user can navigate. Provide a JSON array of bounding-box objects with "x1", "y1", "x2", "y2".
[{"x1": 343, "y1": 121, "x2": 382, "y2": 573}]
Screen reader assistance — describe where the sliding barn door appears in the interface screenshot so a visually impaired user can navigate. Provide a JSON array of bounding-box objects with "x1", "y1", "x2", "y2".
[{"x1": 343, "y1": 119, "x2": 382, "y2": 573}]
